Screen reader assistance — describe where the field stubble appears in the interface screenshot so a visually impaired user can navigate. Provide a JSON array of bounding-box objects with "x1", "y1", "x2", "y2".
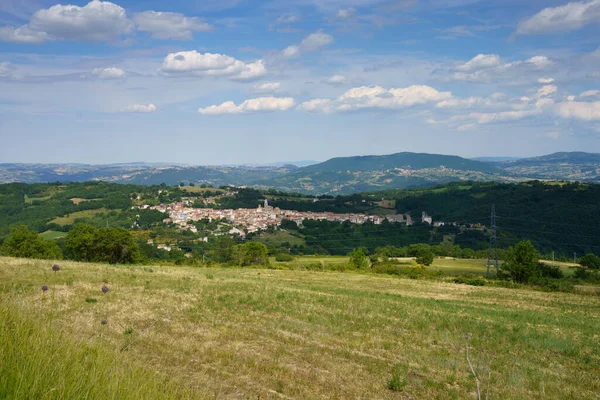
[{"x1": 1, "y1": 257, "x2": 599, "y2": 399}]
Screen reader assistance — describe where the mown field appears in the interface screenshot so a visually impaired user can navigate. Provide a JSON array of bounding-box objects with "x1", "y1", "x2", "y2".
[{"x1": 1, "y1": 257, "x2": 599, "y2": 399}]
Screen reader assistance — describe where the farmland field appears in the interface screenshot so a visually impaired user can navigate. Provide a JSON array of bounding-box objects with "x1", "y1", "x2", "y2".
[
  {"x1": 49, "y1": 208, "x2": 113, "y2": 225},
  {"x1": 1, "y1": 257, "x2": 599, "y2": 399}
]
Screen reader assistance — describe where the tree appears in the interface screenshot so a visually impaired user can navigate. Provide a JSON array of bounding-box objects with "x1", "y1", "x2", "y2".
[
  {"x1": 95, "y1": 227, "x2": 141, "y2": 264},
  {"x1": 500, "y1": 241, "x2": 540, "y2": 283},
  {"x1": 349, "y1": 248, "x2": 369, "y2": 269},
  {"x1": 65, "y1": 223, "x2": 97, "y2": 261},
  {"x1": 579, "y1": 253, "x2": 600, "y2": 270},
  {"x1": 215, "y1": 237, "x2": 235, "y2": 263},
  {"x1": 415, "y1": 247, "x2": 434, "y2": 266},
  {"x1": 2, "y1": 225, "x2": 62, "y2": 260},
  {"x1": 235, "y1": 242, "x2": 269, "y2": 266}
]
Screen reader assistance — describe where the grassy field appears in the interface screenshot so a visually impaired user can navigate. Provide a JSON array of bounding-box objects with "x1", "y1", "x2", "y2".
[
  {"x1": 49, "y1": 208, "x2": 112, "y2": 225},
  {"x1": 1, "y1": 257, "x2": 599, "y2": 399},
  {"x1": 39, "y1": 230, "x2": 67, "y2": 240}
]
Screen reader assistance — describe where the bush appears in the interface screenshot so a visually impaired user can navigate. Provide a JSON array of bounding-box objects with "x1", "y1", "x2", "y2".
[
  {"x1": 579, "y1": 253, "x2": 600, "y2": 269},
  {"x1": 275, "y1": 253, "x2": 294, "y2": 262},
  {"x1": 529, "y1": 278, "x2": 574, "y2": 293},
  {"x1": 538, "y1": 263, "x2": 564, "y2": 279},
  {"x1": 2, "y1": 225, "x2": 62, "y2": 260}
]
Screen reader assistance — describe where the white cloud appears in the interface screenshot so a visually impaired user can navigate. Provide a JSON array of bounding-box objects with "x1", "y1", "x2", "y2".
[
  {"x1": 253, "y1": 82, "x2": 280, "y2": 93},
  {"x1": 124, "y1": 103, "x2": 157, "y2": 113},
  {"x1": 580, "y1": 90, "x2": 600, "y2": 98},
  {"x1": 160, "y1": 51, "x2": 266, "y2": 81},
  {"x1": 91, "y1": 67, "x2": 125, "y2": 79},
  {"x1": 0, "y1": 25, "x2": 48, "y2": 44},
  {"x1": 298, "y1": 85, "x2": 452, "y2": 113},
  {"x1": 326, "y1": 74, "x2": 347, "y2": 85},
  {"x1": 198, "y1": 97, "x2": 295, "y2": 115},
  {"x1": 516, "y1": 0, "x2": 600, "y2": 35},
  {"x1": 450, "y1": 55, "x2": 552, "y2": 82},
  {"x1": 133, "y1": 11, "x2": 213, "y2": 40},
  {"x1": 337, "y1": 8, "x2": 356, "y2": 20},
  {"x1": 538, "y1": 77, "x2": 555, "y2": 84},
  {"x1": 456, "y1": 54, "x2": 501, "y2": 72},
  {"x1": 537, "y1": 84, "x2": 557, "y2": 98},
  {"x1": 556, "y1": 101, "x2": 600, "y2": 120},
  {"x1": 0, "y1": 0, "x2": 134, "y2": 43},
  {"x1": 282, "y1": 31, "x2": 334, "y2": 58}
]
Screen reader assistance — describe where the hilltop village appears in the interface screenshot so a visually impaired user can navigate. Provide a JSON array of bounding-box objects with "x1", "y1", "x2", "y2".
[{"x1": 133, "y1": 199, "x2": 448, "y2": 237}]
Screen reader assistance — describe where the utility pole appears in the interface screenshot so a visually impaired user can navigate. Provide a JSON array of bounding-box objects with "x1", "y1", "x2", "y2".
[
  {"x1": 552, "y1": 251, "x2": 555, "y2": 262},
  {"x1": 574, "y1": 252, "x2": 577, "y2": 265},
  {"x1": 487, "y1": 205, "x2": 499, "y2": 277}
]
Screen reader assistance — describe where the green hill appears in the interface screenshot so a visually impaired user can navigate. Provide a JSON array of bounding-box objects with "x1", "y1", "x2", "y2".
[
  {"x1": 496, "y1": 152, "x2": 600, "y2": 182},
  {"x1": 256, "y1": 152, "x2": 506, "y2": 195}
]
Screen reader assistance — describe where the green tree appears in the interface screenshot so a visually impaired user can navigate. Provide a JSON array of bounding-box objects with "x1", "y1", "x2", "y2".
[
  {"x1": 215, "y1": 237, "x2": 235, "y2": 263},
  {"x1": 415, "y1": 247, "x2": 434, "y2": 266},
  {"x1": 500, "y1": 241, "x2": 540, "y2": 283},
  {"x1": 95, "y1": 227, "x2": 141, "y2": 264},
  {"x1": 579, "y1": 253, "x2": 600, "y2": 269},
  {"x1": 349, "y1": 248, "x2": 369, "y2": 269},
  {"x1": 65, "y1": 224, "x2": 97, "y2": 262},
  {"x1": 2, "y1": 225, "x2": 62, "y2": 260},
  {"x1": 235, "y1": 242, "x2": 269, "y2": 266}
]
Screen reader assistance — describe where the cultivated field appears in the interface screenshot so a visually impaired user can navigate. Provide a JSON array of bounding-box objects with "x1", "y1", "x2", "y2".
[{"x1": 1, "y1": 257, "x2": 599, "y2": 399}]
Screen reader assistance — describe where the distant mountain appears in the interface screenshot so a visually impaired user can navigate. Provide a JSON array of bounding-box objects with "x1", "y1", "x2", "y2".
[
  {"x1": 255, "y1": 152, "x2": 507, "y2": 195},
  {"x1": 2, "y1": 152, "x2": 599, "y2": 195},
  {"x1": 496, "y1": 152, "x2": 600, "y2": 182},
  {"x1": 471, "y1": 157, "x2": 522, "y2": 162},
  {"x1": 0, "y1": 164, "x2": 295, "y2": 186}
]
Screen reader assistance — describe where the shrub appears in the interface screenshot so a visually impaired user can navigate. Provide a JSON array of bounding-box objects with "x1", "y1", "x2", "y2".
[
  {"x1": 349, "y1": 248, "x2": 369, "y2": 269},
  {"x1": 275, "y1": 253, "x2": 294, "y2": 262},
  {"x1": 579, "y1": 253, "x2": 600, "y2": 270},
  {"x1": 538, "y1": 263, "x2": 564, "y2": 279},
  {"x1": 529, "y1": 277, "x2": 574, "y2": 293}
]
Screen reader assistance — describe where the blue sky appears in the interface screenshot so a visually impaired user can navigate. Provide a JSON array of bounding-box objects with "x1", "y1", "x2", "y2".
[{"x1": 1, "y1": 0, "x2": 599, "y2": 164}]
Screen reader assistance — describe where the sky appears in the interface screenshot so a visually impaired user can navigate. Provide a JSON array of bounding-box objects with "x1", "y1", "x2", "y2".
[{"x1": 0, "y1": 0, "x2": 599, "y2": 165}]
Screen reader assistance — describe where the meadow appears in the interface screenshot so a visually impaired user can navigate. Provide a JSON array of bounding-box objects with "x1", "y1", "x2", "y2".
[{"x1": 1, "y1": 257, "x2": 599, "y2": 399}]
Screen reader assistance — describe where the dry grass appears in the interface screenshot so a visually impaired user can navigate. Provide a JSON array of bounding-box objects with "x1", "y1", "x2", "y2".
[{"x1": 1, "y1": 256, "x2": 599, "y2": 399}]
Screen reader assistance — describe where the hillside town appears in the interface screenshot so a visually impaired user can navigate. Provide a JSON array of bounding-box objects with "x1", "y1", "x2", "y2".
[{"x1": 134, "y1": 199, "x2": 431, "y2": 237}]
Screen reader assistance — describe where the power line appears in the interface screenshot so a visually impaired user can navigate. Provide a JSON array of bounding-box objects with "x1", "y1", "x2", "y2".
[{"x1": 487, "y1": 205, "x2": 498, "y2": 277}]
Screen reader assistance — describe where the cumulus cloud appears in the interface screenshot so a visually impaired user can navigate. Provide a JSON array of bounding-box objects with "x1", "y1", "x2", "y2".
[
  {"x1": 198, "y1": 97, "x2": 295, "y2": 115},
  {"x1": 124, "y1": 103, "x2": 157, "y2": 113},
  {"x1": 0, "y1": 0, "x2": 134, "y2": 43},
  {"x1": 160, "y1": 51, "x2": 266, "y2": 81},
  {"x1": 298, "y1": 85, "x2": 452, "y2": 113},
  {"x1": 456, "y1": 54, "x2": 501, "y2": 72},
  {"x1": 253, "y1": 82, "x2": 280, "y2": 93},
  {"x1": 91, "y1": 67, "x2": 125, "y2": 79},
  {"x1": 0, "y1": 25, "x2": 48, "y2": 44},
  {"x1": 133, "y1": 11, "x2": 213, "y2": 40},
  {"x1": 537, "y1": 84, "x2": 557, "y2": 98},
  {"x1": 282, "y1": 31, "x2": 334, "y2": 59},
  {"x1": 449, "y1": 99, "x2": 554, "y2": 125},
  {"x1": 449, "y1": 54, "x2": 553, "y2": 82},
  {"x1": 516, "y1": 0, "x2": 600, "y2": 35},
  {"x1": 556, "y1": 101, "x2": 600, "y2": 120},
  {"x1": 326, "y1": 74, "x2": 347, "y2": 85},
  {"x1": 538, "y1": 77, "x2": 555, "y2": 84},
  {"x1": 580, "y1": 90, "x2": 600, "y2": 98}
]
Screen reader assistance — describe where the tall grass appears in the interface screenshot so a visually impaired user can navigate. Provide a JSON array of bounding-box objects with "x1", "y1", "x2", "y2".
[{"x1": 0, "y1": 300, "x2": 197, "y2": 400}]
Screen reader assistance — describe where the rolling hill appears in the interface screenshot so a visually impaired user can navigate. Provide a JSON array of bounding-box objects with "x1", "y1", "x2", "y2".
[
  {"x1": 493, "y1": 152, "x2": 600, "y2": 182},
  {"x1": 2, "y1": 151, "x2": 600, "y2": 195},
  {"x1": 255, "y1": 152, "x2": 508, "y2": 194}
]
